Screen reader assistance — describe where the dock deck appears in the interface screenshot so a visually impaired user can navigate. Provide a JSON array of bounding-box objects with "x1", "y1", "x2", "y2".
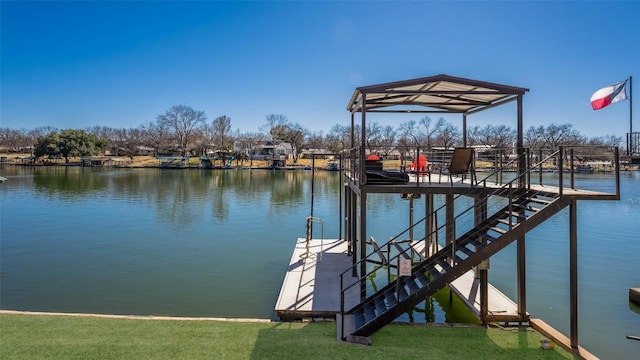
[
  {"x1": 274, "y1": 238, "x2": 357, "y2": 320},
  {"x1": 275, "y1": 237, "x2": 520, "y2": 322},
  {"x1": 449, "y1": 270, "x2": 524, "y2": 322},
  {"x1": 359, "y1": 172, "x2": 618, "y2": 201}
]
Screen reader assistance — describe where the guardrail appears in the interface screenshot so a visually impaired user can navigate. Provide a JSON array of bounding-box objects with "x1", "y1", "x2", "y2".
[{"x1": 340, "y1": 145, "x2": 620, "y2": 319}]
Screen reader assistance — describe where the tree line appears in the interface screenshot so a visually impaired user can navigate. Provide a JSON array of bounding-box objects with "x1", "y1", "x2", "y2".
[{"x1": 0, "y1": 104, "x2": 623, "y2": 162}]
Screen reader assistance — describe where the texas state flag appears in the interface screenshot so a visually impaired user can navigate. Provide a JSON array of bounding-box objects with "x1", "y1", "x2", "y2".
[{"x1": 590, "y1": 80, "x2": 628, "y2": 110}]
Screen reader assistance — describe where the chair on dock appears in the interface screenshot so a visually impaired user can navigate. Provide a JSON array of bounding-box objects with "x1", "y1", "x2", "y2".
[{"x1": 442, "y1": 147, "x2": 476, "y2": 186}]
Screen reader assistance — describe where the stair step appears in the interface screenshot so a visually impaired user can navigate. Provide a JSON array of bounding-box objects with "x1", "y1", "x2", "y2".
[
  {"x1": 364, "y1": 302, "x2": 376, "y2": 322},
  {"x1": 497, "y1": 218, "x2": 517, "y2": 227},
  {"x1": 467, "y1": 232, "x2": 497, "y2": 249},
  {"x1": 436, "y1": 257, "x2": 453, "y2": 272},
  {"x1": 398, "y1": 284, "x2": 409, "y2": 301},
  {"x1": 384, "y1": 289, "x2": 397, "y2": 307},
  {"x1": 415, "y1": 271, "x2": 430, "y2": 287},
  {"x1": 458, "y1": 244, "x2": 476, "y2": 257},
  {"x1": 504, "y1": 210, "x2": 528, "y2": 219},
  {"x1": 404, "y1": 278, "x2": 419, "y2": 294},
  {"x1": 515, "y1": 203, "x2": 541, "y2": 212},
  {"x1": 466, "y1": 237, "x2": 483, "y2": 248},
  {"x1": 342, "y1": 188, "x2": 567, "y2": 339},
  {"x1": 374, "y1": 295, "x2": 387, "y2": 315},
  {"x1": 354, "y1": 310, "x2": 366, "y2": 328},
  {"x1": 490, "y1": 226, "x2": 508, "y2": 235},
  {"x1": 527, "y1": 197, "x2": 553, "y2": 205},
  {"x1": 426, "y1": 264, "x2": 440, "y2": 279},
  {"x1": 453, "y1": 254, "x2": 466, "y2": 265}
]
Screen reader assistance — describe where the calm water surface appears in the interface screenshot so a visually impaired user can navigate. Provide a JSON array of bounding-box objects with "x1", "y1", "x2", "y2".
[{"x1": 1, "y1": 165, "x2": 639, "y2": 359}]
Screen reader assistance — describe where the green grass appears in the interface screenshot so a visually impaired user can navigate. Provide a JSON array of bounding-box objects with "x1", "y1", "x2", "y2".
[{"x1": 0, "y1": 314, "x2": 578, "y2": 359}]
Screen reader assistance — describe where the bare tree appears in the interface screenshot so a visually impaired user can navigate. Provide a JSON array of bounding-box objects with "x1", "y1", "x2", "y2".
[
  {"x1": 196, "y1": 122, "x2": 215, "y2": 156},
  {"x1": 115, "y1": 128, "x2": 144, "y2": 157},
  {"x1": 142, "y1": 119, "x2": 172, "y2": 156},
  {"x1": 29, "y1": 126, "x2": 57, "y2": 139},
  {"x1": 365, "y1": 121, "x2": 381, "y2": 152},
  {"x1": 306, "y1": 130, "x2": 325, "y2": 151},
  {"x1": 397, "y1": 120, "x2": 418, "y2": 144},
  {"x1": 419, "y1": 116, "x2": 445, "y2": 150},
  {"x1": 264, "y1": 114, "x2": 289, "y2": 141},
  {"x1": 0, "y1": 127, "x2": 23, "y2": 150},
  {"x1": 432, "y1": 120, "x2": 461, "y2": 149},
  {"x1": 283, "y1": 123, "x2": 308, "y2": 163},
  {"x1": 467, "y1": 125, "x2": 482, "y2": 147},
  {"x1": 378, "y1": 125, "x2": 397, "y2": 157},
  {"x1": 589, "y1": 134, "x2": 623, "y2": 148},
  {"x1": 264, "y1": 114, "x2": 308, "y2": 162},
  {"x1": 157, "y1": 105, "x2": 207, "y2": 156},
  {"x1": 328, "y1": 123, "x2": 358, "y2": 152},
  {"x1": 19, "y1": 126, "x2": 57, "y2": 153},
  {"x1": 86, "y1": 126, "x2": 115, "y2": 155},
  {"x1": 476, "y1": 124, "x2": 516, "y2": 149},
  {"x1": 542, "y1": 123, "x2": 582, "y2": 151},
  {"x1": 212, "y1": 115, "x2": 232, "y2": 148},
  {"x1": 236, "y1": 131, "x2": 267, "y2": 167},
  {"x1": 524, "y1": 125, "x2": 546, "y2": 152},
  {"x1": 396, "y1": 120, "x2": 426, "y2": 162}
]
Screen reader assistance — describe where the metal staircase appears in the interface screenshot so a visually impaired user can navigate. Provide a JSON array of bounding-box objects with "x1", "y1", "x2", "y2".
[{"x1": 339, "y1": 152, "x2": 575, "y2": 341}]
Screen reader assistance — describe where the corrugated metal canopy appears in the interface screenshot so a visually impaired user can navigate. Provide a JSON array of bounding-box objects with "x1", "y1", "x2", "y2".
[{"x1": 347, "y1": 74, "x2": 529, "y2": 114}]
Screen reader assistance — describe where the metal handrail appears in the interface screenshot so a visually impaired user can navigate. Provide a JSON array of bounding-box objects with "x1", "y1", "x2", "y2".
[
  {"x1": 304, "y1": 216, "x2": 324, "y2": 261},
  {"x1": 340, "y1": 148, "x2": 563, "y2": 315},
  {"x1": 340, "y1": 145, "x2": 620, "y2": 317},
  {"x1": 340, "y1": 149, "x2": 528, "y2": 279}
]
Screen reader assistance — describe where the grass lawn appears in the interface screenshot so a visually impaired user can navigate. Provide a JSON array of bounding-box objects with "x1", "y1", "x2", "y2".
[{"x1": 0, "y1": 313, "x2": 577, "y2": 359}]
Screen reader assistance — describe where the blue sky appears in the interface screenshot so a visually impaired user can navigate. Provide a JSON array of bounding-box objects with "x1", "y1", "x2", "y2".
[{"x1": 1, "y1": 1, "x2": 638, "y2": 138}]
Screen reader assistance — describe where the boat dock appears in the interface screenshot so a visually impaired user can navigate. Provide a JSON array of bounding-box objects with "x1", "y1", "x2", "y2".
[
  {"x1": 274, "y1": 238, "x2": 603, "y2": 358},
  {"x1": 448, "y1": 269, "x2": 523, "y2": 322},
  {"x1": 274, "y1": 238, "x2": 358, "y2": 320},
  {"x1": 274, "y1": 237, "x2": 521, "y2": 322}
]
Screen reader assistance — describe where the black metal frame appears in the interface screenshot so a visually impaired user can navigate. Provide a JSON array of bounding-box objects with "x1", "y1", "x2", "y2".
[{"x1": 340, "y1": 74, "x2": 622, "y2": 353}]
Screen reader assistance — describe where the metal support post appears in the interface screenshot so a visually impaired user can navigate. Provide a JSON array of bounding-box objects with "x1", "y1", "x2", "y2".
[
  {"x1": 474, "y1": 195, "x2": 489, "y2": 323},
  {"x1": 446, "y1": 193, "x2": 455, "y2": 303},
  {"x1": 425, "y1": 194, "x2": 434, "y2": 258},
  {"x1": 359, "y1": 191, "x2": 367, "y2": 301},
  {"x1": 570, "y1": 200, "x2": 579, "y2": 348}
]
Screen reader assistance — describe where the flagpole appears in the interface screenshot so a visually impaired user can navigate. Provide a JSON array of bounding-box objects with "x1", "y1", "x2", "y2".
[{"x1": 630, "y1": 76, "x2": 633, "y2": 156}]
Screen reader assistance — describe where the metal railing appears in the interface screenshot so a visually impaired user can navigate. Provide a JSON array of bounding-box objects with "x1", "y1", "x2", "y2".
[
  {"x1": 303, "y1": 216, "x2": 324, "y2": 261},
  {"x1": 339, "y1": 145, "x2": 620, "y2": 321}
]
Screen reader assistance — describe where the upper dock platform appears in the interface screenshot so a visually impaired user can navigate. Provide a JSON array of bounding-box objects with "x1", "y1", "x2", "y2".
[{"x1": 344, "y1": 145, "x2": 620, "y2": 202}]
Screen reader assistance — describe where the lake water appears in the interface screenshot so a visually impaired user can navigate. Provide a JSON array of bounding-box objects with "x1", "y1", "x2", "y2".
[{"x1": 1, "y1": 165, "x2": 639, "y2": 359}]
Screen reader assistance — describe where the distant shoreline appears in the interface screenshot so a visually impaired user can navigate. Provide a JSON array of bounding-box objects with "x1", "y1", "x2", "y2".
[
  {"x1": 1, "y1": 153, "x2": 638, "y2": 172},
  {"x1": 0, "y1": 154, "x2": 334, "y2": 170}
]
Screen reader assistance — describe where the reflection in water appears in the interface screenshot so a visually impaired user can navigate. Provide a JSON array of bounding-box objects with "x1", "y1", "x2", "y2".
[
  {"x1": 23, "y1": 167, "x2": 319, "y2": 230},
  {"x1": 32, "y1": 166, "x2": 110, "y2": 201},
  {"x1": 0, "y1": 166, "x2": 344, "y2": 320},
  {"x1": 630, "y1": 301, "x2": 640, "y2": 315}
]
